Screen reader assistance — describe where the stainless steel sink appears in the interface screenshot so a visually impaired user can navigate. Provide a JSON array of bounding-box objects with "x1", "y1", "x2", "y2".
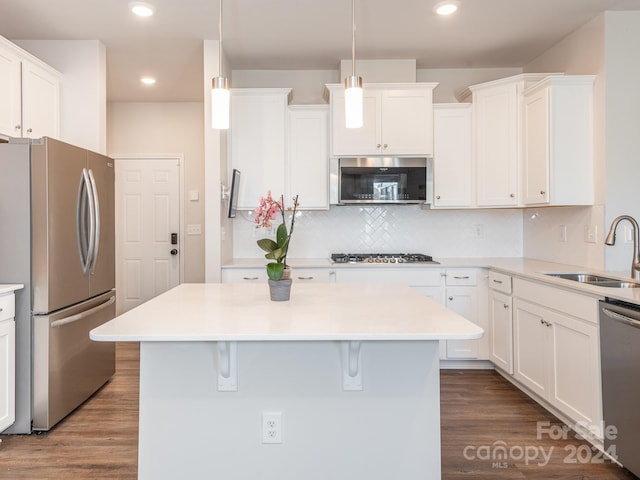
[{"x1": 544, "y1": 272, "x2": 640, "y2": 288}]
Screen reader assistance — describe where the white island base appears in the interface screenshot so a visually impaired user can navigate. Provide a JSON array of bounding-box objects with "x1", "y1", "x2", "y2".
[{"x1": 91, "y1": 283, "x2": 482, "y2": 479}]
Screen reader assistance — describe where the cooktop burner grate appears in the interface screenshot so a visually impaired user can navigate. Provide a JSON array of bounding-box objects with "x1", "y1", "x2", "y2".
[{"x1": 330, "y1": 253, "x2": 438, "y2": 264}]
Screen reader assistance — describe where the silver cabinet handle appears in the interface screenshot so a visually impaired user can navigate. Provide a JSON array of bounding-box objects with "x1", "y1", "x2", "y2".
[
  {"x1": 297, "y1": 276, "x2": 314, "y2": 280},
  {"x1": 14, "y1": 124, "x2": 21, "y2": 130},
  {"x1": 26, "y1": 128, "x2": 33, "y2": 134},
  {"x1": 539, "y1": 319, "x2": 551, "y2": 327},
  {"x1": 383, "y1": 144, "x2": 388, "y2": 149},
  {"x1": 0, "y1": 308, "x2": 3, "y2": 312},
  {"x1": 503, "y1": 304, "x2": 509, "y2": 309},
  {"x1": 376, "y1": 143, "x2": 382, "y2": 149},
  {"x1": 436, "y1": 195, "x2": 441, "y2": 200},
  {"x1": 492, "y1": 279, "x2": 503, "y2": 284},
  {"x1": 242, "y1": 276, "x2": 259, "y2": 281},
  {"x1": 540, "y1": 190, "x2": 546, "y2": 195},
  {"x1": 448, "y1": 296, "x2": 454, "y2": 301},
  {"x1": 453, "y1": 276, "x2": 470, "y2": 279},
  {"x1": 510, "y1": 193, "x2": 515, "y2": 198}
]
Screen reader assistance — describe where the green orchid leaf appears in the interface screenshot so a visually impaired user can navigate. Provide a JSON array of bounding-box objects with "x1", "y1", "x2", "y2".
[
  {"x1": 276, "y1": 223, "x2": 288, "y2": 247},
  {"x1": 257, "y1": 238, "x2": 278, "y2": 253},
  {"x1": 266, "y1": 262, "x2": 284, "y2": 281}
]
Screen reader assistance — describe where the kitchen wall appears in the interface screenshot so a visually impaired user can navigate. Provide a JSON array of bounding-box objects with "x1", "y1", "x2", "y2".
[
  {"x1": 233, "y1": 206, "x2": 523, "y2": 259},
  {"x1": 107, "y1": 102, "x2": 206, "y2": 282},
  {"x1": 15, "y1": 40, "x2": 107, "y2": 154}
]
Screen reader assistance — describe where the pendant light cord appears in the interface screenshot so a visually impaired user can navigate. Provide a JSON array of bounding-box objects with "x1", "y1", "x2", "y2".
[
  {"x1": 218, "y1": 0, "x2": 224, "y2": 77},
  {"x1": 351, "y1": 0, "x2": 356, "y2": 77}
]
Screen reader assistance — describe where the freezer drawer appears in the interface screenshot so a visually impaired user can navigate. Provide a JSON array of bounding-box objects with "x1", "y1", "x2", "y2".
[{"x1": 33, "y1": 290, "x2": 116, "y2": 431}]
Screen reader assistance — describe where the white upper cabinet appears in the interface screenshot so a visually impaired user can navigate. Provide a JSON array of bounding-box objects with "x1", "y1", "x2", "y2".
[
  {"x1": 288, "y1": 105, "x2": 329, "y2": 210},
  {"x1": 522, "y1": 75, "x2": 595, "y2": 206},
  {"x1": 229, "y1": 88, "x2": 291, "y2": 210},
  {"x1": 0, "y1": 36, "x2": 60, "y2": 140},
  {"x1": 326, "y1": 83, "x2": 437, "y2": 157},
  {"x1": 433, "y1": 104, "x2": 472, "y2": 208},
  {"x1": 466, "y1": 74, "x2": 548, "y2": 207}
]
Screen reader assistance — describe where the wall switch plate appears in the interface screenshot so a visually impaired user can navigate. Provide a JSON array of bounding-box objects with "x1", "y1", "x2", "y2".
[
  {"x1": 187, "y1": 224, "x2": 201, "y2": 235},
  {"x1": 262, "y1": 412, "x2": 283, "y2": 444},
  {"x1": 624, "y1": 225, "x2": 634, "y2": 244},
  {"x1": 584, "y1": 225, "x2": 597, "y2": 244},
  {"x1": 559, "y1": 225, "x2": 567, "y2": 242}
]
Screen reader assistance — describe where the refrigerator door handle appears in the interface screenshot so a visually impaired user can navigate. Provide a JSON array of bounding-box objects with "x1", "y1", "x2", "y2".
[
  {"x1": 76, "y1": 169, "x2": 93, "y2": 273},
  {"x1": 87, "y1": 169, "x2": 100, "y2": 273},
  {"x1": 50, "y1": 295, "x2": 116, "y2": 328}
]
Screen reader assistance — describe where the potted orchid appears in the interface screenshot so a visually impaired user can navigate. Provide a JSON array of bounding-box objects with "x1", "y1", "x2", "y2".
[{"x1": 254, "y1": 192, "x2": 299, "y2": 300}]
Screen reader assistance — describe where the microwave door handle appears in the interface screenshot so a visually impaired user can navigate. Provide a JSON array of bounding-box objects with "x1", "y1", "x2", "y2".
[{"x1": 87, "y1": 168, "x2": 100, "y2": 272}]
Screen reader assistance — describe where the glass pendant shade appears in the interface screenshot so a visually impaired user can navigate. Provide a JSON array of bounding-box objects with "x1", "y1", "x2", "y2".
[
  {"x1": 344, "y1": 75, "x2": 363, "y2": 129},
  {"x1": 211, "y1": 76, "x2": 229, "y2": 130}
]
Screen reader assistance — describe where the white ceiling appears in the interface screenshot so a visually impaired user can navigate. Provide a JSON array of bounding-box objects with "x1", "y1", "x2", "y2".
[{"x1": 1, "y1": 0, "x2": 639, "y2": 102}]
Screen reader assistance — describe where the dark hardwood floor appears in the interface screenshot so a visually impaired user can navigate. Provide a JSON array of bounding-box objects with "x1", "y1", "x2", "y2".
[{"x1": 0, "y1": 343, "x2": 637, "y2": 479}]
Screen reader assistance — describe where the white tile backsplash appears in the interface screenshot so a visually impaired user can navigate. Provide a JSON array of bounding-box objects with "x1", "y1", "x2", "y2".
[{"x1": 233, "y1": 205, "x2": 523, "y2": 259}]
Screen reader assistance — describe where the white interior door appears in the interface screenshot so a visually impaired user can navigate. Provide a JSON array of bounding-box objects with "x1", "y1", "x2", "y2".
[{"x1": 115, "y1": 157, "x2": 181, "y2": 314}]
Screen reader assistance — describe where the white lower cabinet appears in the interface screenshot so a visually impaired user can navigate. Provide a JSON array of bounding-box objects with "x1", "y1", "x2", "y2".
[
  {"x1": 489, "y1": 290, "x2": 513, "y2": 373},
  {"x1": 0, "y1": 292, "x2": 16, "y2": 433},
  {"x1": 442, "y1": 269, "x2": 488, "y2": 361},
  {"x1": 513, "y1": 279, "x2": 602, "y2": 438}
]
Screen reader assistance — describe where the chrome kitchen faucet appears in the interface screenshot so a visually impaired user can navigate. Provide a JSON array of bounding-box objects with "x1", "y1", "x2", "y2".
[{"x1": 605, "y1": 215, "x2": 640, "y2": 281}]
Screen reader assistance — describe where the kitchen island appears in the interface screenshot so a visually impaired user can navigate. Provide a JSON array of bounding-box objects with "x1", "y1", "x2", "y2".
[{"x1": 91, "y1": 283, "x2": 483, "y2": 480}]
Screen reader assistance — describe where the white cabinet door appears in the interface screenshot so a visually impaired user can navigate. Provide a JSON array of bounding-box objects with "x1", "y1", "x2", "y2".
[
  {"x1": 522, "y1": 86, "x2": 550, "y2": 204},
  {"x1": 381, "y1": 89, "x2": 433, "y2": 156},
  {"x1": 222, "y1": 267, "x2": 336, "y2": 284},
  {"x1": 445, "y1": 287, "x2": 480, "y2": 359},
  {"x1": 330, "y1": 89, "x2": 380, "y2": 157},
  {"x1": 288, "y1": 106, "x2": 329, "y2": 210},
  {"x1": 513, "y1": 299, "x2": 552, "y2": 399},
  {"x1": 522, "y1": 76, "x2": 595, "y2": 206},
  {"x1": 0, "y1": 320, "x2": 15, "y2": 433},
  {"x1": 489, "y1": 290, "x2": 513, "y2": 373},
  {"x1": 433, "y1": 104, "x2": 472, "y2": 207},
  {"x1": 550, "y1": 312, "x2": 601, "y2": 428},
  {"x1": 229, "y1": 89, "x2": 290, "y2": 210},
  {"x1": 0, "y1": 44, "x2": 22, "y2": 138},
  {"x1": 21, "y1": 58, "x2": 60, "y2": 139},
  {"x1": 474, "y1": 83, "x2": 519, "y2": 206}
]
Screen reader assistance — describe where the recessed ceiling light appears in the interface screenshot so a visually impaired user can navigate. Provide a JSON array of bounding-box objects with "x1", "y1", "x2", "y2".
[
  {"x1": 434, "y1": 1, "x2": 459, "y2": 15},
  {"x1": 140, "y1": 76, "x2": 156, "y2": 85},
  {"x1": 129, "y1": 2, "x2": 155, "y2": 17}
]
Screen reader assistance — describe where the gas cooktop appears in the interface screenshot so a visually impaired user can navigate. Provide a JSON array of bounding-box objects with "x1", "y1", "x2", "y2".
[{"x1": 330, "y1": 253, "x2": 438, "y2": 264}]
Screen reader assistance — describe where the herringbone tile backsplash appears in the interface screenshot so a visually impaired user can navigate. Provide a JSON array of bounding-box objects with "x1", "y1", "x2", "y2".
[{"x1": 233, "y1": 205, "x2": 523, "y2": 259}]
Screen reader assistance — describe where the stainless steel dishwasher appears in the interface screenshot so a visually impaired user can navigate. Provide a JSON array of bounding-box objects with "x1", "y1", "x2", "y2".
[{"x1": 599, "y1": 299, "x2": 640, "y2": 477}]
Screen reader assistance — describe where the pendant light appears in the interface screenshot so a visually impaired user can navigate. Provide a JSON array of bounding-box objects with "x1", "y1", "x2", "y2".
[
  {"x1": 211, "y1": 0, "x2": 230, "y2": 129},
  {"x1": 344, "y1": 0, "x2": 363, "y2": 129}
]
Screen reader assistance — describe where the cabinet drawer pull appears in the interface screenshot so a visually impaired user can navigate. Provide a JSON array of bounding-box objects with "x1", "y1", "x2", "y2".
[
  {"x1": 436, "y1": 195, "x2": 441, "y2": 200},
  {"x1": 540, "y1": 190, "x2": 546, "y2": 195},
  {"x1": 376, "y1": 143, "x2": 382, "y2": 149},
  {"x1": 383, "y1": 144, "x2": 388, "y2": 149},
  {"x1": 503, "y1": 304, "x2": 509, "y2": 309},
  {"x1": 26, "y1": 128, "x2": 33, "y2": 134},
  {"x1": 448, "y1": 296, "x2": 453, "y2": 301},
  {"x1": 14, "y1": 124, "x2": 21, "y2": 130},
  {"x1": 510, "y1": 193, "x2": 515, "y2": 198},
  {"x1": 242, "y1": 276, "x2": 260, "y2": 281},
  {"x1": 297, "y1": 276, "x2": 314, "y2": 280},
  {"x1": 0, "y1": 308, "x2": 3, "y2": 312},
  {"x1": 492, "y1": 279, "x2": 503, "y2": 284},
  {"x1": 453, "y1": 276, "x2": 470, "y2": 279}
]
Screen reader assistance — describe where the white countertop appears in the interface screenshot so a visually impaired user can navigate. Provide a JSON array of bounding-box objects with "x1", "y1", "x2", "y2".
[
  {"x1": 223, "y1": 257, "x2": 640, "y2": 304},
  {"x1": 90, "y1": 283, "x2": 484, "y2": 342},
  {"x1": 0, "y1": 284, "x2": 24, "y2": 295}
]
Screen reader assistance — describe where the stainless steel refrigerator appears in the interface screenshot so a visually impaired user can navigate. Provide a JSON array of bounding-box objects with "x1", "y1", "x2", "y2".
[{"x1": 0, "y1": 137, "x2": 116, "y2": 433}]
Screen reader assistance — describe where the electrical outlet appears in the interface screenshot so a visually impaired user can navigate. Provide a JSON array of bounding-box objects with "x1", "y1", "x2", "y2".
[
  {"x1": 559, "y1": 225, "x2": 567, "y2": 242},
  {"x1": 584, "y1": 225, "x2": 597, "y2": 244},
  {"x1": 262, "y1": 412, "x2": 282, "y2": 444},
  {"x1": 624, "y1": 225, "x2": 634, "y2": 244},
  {"x1": 472, "y1": 224, "x2": 484, "y2": 239}
]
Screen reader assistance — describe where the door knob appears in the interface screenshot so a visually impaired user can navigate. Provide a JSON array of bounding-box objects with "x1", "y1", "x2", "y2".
[{"x1": 170, "y1": 249, "x2": 178, "y2": 255}]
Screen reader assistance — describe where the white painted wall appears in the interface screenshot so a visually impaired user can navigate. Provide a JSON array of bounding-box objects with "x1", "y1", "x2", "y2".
[
  {"x1": 107, "y1": 102, "x2": 206, "y2": 283},
  {"x1": 417, "y1": 67, "x2": 523, "y2": 103},
  {"x1": 602, "y1": 11, "x2": 640, "y2": 275},
  {"x1": 231, "y1": 69, "x2": 338, "y2": 104},
  {"x1": 16, "y1": 40, "x2": 107, "y2": 153}
]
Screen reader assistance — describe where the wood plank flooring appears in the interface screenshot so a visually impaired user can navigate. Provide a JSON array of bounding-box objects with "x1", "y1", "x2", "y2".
[{"x1": 0, "y1": 343, "x2": 637, "y2": 479}]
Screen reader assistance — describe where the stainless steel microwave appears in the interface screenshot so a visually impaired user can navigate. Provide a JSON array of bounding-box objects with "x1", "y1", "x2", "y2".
[{"x1": 330, "y1": 157, "x2": 432, "y2": 205}]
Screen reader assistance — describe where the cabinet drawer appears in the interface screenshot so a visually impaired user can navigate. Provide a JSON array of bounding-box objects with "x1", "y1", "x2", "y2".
[
  {"x1": 336, "y1": 268, "x2": 444, "y2": 286},
  {"x1": 446, "y1": 269, "x2": 477, "y2": 286},
  {"x1": 0, "y1": 293, "x2": 15, "y2": 322},
  {"x1": 221, "y1": 269, "x2": 266, "y2": 283},
  {"x1": 290, "y1": 268, "x2": 334, "y2": 283},
  {"x1": 489, "y1": 271, "x2": 512, "y2": 294},
  {"x1": 513, "y1": 278, "x2": 599, "y2": 324}
]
